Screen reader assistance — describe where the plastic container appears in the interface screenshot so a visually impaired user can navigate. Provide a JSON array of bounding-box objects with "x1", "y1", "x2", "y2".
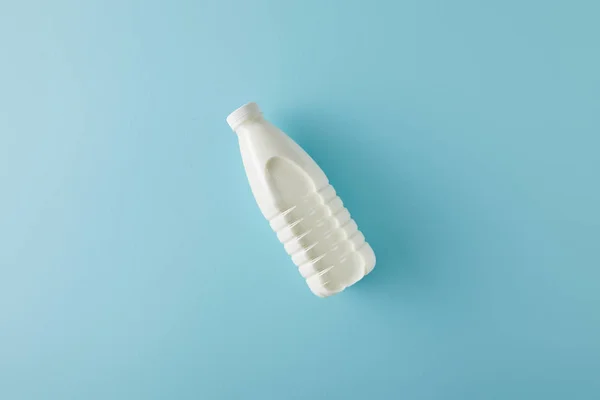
[{"x1": 227, "y1": 102, "x2": 375, "y2": 297}]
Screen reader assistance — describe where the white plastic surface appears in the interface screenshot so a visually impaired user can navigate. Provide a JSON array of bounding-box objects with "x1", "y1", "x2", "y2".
[{"x1": 227, "y1": 102, "x2": 376, "y2": 297}]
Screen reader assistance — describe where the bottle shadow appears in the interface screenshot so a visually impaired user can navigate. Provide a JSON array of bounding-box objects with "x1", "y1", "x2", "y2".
[{"x1": 277, "y1": 111, "x2": 451, "y2": 303}]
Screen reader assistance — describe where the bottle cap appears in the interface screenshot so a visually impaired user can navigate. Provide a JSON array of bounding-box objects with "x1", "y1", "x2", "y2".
[{"x1": 226, "y1": 102, "x2": 262, "y2": 131}]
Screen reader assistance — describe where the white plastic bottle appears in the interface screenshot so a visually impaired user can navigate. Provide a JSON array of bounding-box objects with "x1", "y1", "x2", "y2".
[{"x1": 227, "y1": 102, "x2": 376, "y2": 297}]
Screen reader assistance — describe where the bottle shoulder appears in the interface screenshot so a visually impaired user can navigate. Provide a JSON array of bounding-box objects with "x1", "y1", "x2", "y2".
[{"x1": 238, "y1": 121, "x2": 329, "y2": 218}]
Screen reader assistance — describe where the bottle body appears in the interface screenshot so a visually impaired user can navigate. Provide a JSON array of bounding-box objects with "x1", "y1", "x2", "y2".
[{"x1": 228, "y1": 103, "x2": 375, "y2": 297}]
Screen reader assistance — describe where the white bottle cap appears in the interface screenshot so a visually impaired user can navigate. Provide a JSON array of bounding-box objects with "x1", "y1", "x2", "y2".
[{"x1": 226, "y1": 102, "x2": 262, "y2": 131}]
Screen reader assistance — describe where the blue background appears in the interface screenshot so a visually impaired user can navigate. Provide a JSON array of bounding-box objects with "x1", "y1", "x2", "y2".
[{"x1": 1, "y1": 0, "x2": 599, "y2": 399}]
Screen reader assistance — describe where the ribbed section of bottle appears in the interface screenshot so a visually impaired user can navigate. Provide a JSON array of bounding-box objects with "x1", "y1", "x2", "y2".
[{"x1": 269, "y1": 184, "x2": 375, "y2": 297}]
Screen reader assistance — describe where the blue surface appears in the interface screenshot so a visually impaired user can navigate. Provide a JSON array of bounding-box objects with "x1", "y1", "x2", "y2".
[{"x1": 1, "y1": 0, "x2": 599, "y2": 399}]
